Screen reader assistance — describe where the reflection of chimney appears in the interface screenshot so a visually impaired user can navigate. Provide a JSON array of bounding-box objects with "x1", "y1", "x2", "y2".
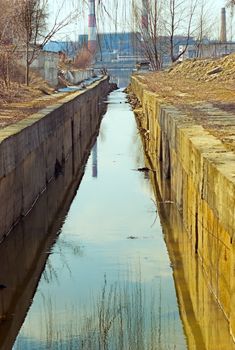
[
  {"x1": 92, "y1": 141, "x2": 98, "y2": 178},
  {"x1": 220, "y1": 8, "x2": 227, "y2": 42}
]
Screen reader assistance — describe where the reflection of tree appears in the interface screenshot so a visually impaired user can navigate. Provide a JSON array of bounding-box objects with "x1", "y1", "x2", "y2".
[
  {"x1": 24, "y1": 272, "x2": 178, "y2": 350},
  {"x1": 42, "y1": 238, "x2": 84, "y2": 284}
]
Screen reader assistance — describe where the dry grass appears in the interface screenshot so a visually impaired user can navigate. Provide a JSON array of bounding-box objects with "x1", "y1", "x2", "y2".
[
  {"x1": 134, "y1": 53, "x2": 235, "y2": 152},
  {"x1": 136, "y1": 53, "x2": 235, "y2": 104},
  {"x1": 0, "y1": 69, "x2": 70, "y2": 129}
]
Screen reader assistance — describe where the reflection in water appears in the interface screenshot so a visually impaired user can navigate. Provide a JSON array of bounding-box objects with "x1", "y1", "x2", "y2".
[
  {"x1": 11, "y1": 89, "x2": 187, "y2": 349},
  {"x1": 92, "y1": 141, "x2": 98, "y2": 178},
  {"x1": 0, "y1": 162, "x2": 84, "y2": 350},
  {"x1": 15, "y1": 273, "x2": 179, "y2": 350},
  {"x1": 0, "y1": 99, "x2": 106, "y2": 350},
  {"x1": 108, "y1": 68, "x2": 133, "y2": 88},
  {"x1": 137, "y1": 112, "x2": 235, "y2": 350}
]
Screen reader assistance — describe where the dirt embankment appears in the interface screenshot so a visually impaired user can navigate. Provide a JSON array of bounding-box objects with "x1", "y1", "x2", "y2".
[
  {"x1": 135, "y1": 54, "x2": 235, "y2": 106},
  {"x1": 0, "y1": 67, "x2": 70, "y2": 129},
  {"x1": 133, "y1": 54, "x2": 235, "y2": 152}
]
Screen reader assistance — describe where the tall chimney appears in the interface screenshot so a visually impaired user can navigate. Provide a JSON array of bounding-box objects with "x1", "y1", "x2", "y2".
[
  {"x1": 141, "y1": 0, "x2": 149, "y2": 35},
  {"x1": 88, "y1": 0, "x2": 97, "y2": 54},
  {"x1": 220, "y1": 7, "x2": 227, "y2": 42}
]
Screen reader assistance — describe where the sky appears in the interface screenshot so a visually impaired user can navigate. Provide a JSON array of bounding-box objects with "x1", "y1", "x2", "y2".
[{"x1": 48, "y1": 0, "x2": 233, "y2": 41}]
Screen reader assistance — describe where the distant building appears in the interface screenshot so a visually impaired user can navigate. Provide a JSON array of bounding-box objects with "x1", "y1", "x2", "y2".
[
  {"x1": 179, "y1": 41, "x2": 235, "y2": 60},
  {"x1": 78, "y1": 32, "x2": 140, "y2": 62},
  {"x1": 43, "y1": 41, "x2": 80, "y2": 58},
  {"x1": 78, "y1": 32, "x2": 197, "y2": 67},
  {"x1": 178, "y1": 8, "x2": 235, "y2": 61}
]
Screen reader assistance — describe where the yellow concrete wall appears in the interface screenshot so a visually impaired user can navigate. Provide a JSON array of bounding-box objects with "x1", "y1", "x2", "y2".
[
  {"x1": 0, "y1": 77, "x2": 110, "y2": 242},
  {"x1": 131, "y1": 75, "x2": 235, "y2": 342}
]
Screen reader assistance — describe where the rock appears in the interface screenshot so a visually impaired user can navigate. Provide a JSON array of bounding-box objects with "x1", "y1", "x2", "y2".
[
  {"x1": 108, "y1": 82, "x2": 118, "y2": 92},
  {"x1": 207, "y1": 67, "x2": 223, "y2": 75}
]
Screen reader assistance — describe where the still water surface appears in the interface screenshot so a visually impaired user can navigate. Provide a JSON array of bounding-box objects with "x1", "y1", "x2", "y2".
[{"x1": 12, "y1": 78, "x2": 187, "y2": 349}]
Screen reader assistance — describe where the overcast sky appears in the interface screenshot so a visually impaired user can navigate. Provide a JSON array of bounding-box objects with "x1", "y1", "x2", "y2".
[{"x1": 48, "y1": 0, "x2": 233, "y2": 41}]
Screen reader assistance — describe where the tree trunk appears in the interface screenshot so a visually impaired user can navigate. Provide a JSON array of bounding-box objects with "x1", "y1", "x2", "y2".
[{"x1": 26, "y1": 42, "x2": 29, "y2": 86}]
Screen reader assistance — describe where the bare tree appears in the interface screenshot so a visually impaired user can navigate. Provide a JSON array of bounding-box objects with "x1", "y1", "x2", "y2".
[
  {"x1": 163, "y1": 0, "x2": 199, "y2": 62},
  {"x1": 16, "y1": 0, "x2": 81, "y2": 85},
  {"x1": 16, "y1": 0, "x2": 47, "y2": 85},
  {"x1": 0, "y1": 0, "x2": 19, "y2": 88},
  {"x1": 191, "y1": 0, "x2": 215, "y2": 57},
  {"x1": 131, "y1": 0, "x2": 165, "y2": 70},
  {"x1": 130, "y1": 0, "x2": 202, "y2": 68},
  {"x1": 74, "y1": 46, "x2": 93, "y2": 69},
  {"x1": 227, "y1": 0, "x2": 235, "y2": 7},
  {"x1": 226, "y1": 0, "x2": 235, "y2": 40}
]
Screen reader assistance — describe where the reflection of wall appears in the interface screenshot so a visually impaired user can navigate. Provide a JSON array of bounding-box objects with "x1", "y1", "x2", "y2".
[
  {"x1": 146, "y1": 167, "x2": 235, "y2": 350},
  {"x1": 0, "y1": 77, "x2": 110, "y2": 242},
  {"x1": 131, "y1": 75, "x2": 235, "y2": 347},
  {"x1": 0, "y1": 94, "x2": 107, "y2": 350}
]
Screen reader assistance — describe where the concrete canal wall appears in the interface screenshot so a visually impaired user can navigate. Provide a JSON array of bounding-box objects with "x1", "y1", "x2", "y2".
[
  {"x1": 0, "y1": 76, "x2": 110, "y2": 242},
  {"x1": 0, "y1": 141, "x2": 93, "y2": 350},
  {"x1": 130, "y1": 75, "x2": 235, "y2": 341}
]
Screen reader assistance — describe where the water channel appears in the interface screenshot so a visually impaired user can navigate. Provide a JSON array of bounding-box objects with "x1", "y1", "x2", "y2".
[
  {"x1": 3, "y1": 71, "x2": 183, "y2": 349},
  {"x1": 0, "y1": 70, "x2": 234, "y2": 349}
]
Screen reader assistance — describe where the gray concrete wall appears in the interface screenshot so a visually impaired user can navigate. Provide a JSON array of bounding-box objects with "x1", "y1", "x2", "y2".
[
  {"x1": 30, "y1": 51, "x2": 59, "y2": 86},
  {"x1": 0, "y1": 114, "x2": 101, "y2": 350},
  {"x1": 66, "y1": 69, "x2": 94, "y2": 85},
  {"x1": 0, "y1": 76, "x2": 110, "y2": 242}
]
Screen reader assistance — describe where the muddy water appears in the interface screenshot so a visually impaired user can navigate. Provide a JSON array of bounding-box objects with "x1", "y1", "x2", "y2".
[{"x1": 7, "y1": 88, "x2": 187, "y2": 349}]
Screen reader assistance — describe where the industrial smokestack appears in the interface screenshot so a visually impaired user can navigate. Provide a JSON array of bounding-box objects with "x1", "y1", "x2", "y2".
[
  {"x1": 88, "y1": 0, "x2": 97, "y2": 54},
  {"x1": 141, "y1": 0, "x2": 148, "y2": 34},
  {"x1": 220, "y1": 7, "x2": 227, "y2": 42}
]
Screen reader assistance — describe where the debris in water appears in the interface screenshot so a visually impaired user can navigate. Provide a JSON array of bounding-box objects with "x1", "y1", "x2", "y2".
[
  {"x1": 132, "y1": 167, "x2": 150, "y2": 172},
  {"x1": 127, "y1": 236, "x2": 138, "y2": 239},
  {"x1": 138, "y1": 167, "x2": 150, "y2": 172}
]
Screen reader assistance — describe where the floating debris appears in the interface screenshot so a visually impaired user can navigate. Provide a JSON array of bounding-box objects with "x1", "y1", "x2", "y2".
[
  {"x1": 137, "y1": 167, "x2": 150, "y2": 172},
  {"x1": 132, "y1": 167, "x2": 150, "y2": 172}
]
